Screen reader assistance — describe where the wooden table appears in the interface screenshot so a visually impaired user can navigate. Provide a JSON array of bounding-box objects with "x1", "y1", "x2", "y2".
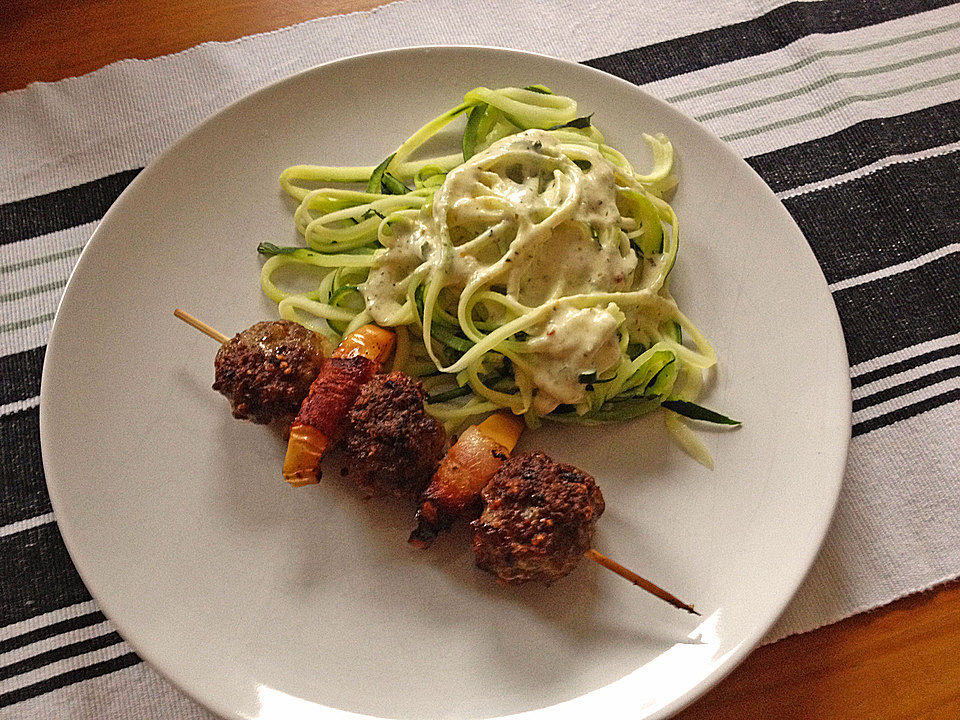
[{"x1": 4, "y1": 2, "x2": 959, "y2": 717}]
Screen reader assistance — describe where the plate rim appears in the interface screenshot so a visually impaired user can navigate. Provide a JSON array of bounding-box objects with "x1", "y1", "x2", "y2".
[{"x1": 40, "y1": 43, "x2": 852, "y2": 720}]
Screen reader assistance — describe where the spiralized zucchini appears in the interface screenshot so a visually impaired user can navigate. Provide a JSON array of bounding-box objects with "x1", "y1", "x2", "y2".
[{"x1": 261, "y1": 85, "x2": 729, "y2": 455}]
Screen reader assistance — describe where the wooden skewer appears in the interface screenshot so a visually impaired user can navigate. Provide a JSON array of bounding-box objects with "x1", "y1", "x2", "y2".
[
  {"x1": 585, "y1": 548, "x2": 699, "y2": 615},
  {"x1": 174, "y1": 308, "x2": 230, "y2": 344},
  {"x1": 175, "y1": 310, "x2": 701, "y2": 615}
]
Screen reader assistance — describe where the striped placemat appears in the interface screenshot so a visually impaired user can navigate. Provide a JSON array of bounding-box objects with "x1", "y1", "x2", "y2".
[{"x1": 1, "y1": 0, "x2": 958, "y2": 716}]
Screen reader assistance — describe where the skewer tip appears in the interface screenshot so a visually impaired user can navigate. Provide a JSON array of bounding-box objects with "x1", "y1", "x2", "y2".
[
  {"x1": 173, "y1": 308, "x2": 230, "y2": 344},
  {"x1": 585, "y1": 548, "x2": 699, "y2": 615}
]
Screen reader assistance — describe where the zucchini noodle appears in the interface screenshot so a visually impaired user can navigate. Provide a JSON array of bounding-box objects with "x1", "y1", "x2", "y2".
[{"x1": 260, "y1": 85, "x2": 725, "y2": 456}]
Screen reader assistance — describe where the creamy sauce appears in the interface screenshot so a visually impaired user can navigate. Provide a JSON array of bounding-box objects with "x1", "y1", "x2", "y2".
[
  {"x1": 361, "y1": 129, "x2": 648, "y2": 412},
  {"x1": 525, "y1": 306, "x2": 622, "y2": 413},
  {"x1": 361, "y1": 218, "x2": 428, "y2": 323}
]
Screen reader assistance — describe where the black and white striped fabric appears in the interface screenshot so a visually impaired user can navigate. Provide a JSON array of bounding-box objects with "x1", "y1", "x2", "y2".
[{"x1": 2, "y1": 0, "x2": 958, "y2": 716}]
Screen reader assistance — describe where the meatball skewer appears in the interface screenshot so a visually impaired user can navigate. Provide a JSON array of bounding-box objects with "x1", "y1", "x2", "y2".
[{"x1": 176, "y1": 311, "x2": 698, "y2": 613}]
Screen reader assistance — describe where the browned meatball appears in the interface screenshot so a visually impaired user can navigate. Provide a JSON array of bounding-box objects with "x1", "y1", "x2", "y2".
[
  {"x1": 472, "y1": 452, "x2": 604, "y2": 584},
  {"x1": 342, "y1": 372, "x2": 448, "y2": 499},
  {"x1": 213, "y1": 320, "x2": 325, "y2": 426}
]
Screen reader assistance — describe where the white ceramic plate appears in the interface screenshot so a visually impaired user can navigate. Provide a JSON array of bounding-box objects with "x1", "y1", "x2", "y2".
[{"x1": 41, "y1": 47, "x2": 850, "y2": 720}]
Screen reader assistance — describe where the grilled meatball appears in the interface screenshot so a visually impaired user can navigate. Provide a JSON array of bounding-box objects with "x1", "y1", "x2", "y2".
[
  {"x1": 213, "y1": 320, "x2": 325, "y2": 426},
  {"x1": 472, "y1": 452, "x2": 604, "y2": 584},
  {"x1": 342, "y1": 372, "x2": 447, "y2": 498}
]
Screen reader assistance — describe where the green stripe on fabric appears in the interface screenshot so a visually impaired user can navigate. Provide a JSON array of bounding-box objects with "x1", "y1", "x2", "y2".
[
  {"x1": 0, "y1": 279, "x2": 67, "y2": 304},
  {"x1": 721, "y1": 70, "x2": 960, "y2": 142},
  {"x1": 0, "y1": 312, "x2": 56, "y2": 335},
  {"x1": 666, "y1": 19, "x2": 960, "y2": 103},
  {"x1": 0, "y1": 246, "x2": 83, "y2": 276},
  {"x1": 698, "y1": 45, "x2": 960, "y2": 123}
]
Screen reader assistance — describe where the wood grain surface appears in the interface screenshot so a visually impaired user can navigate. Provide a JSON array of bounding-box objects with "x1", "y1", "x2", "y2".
[{"x1": 3, "y1": 1, "x2": 959, "y2": 717}]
